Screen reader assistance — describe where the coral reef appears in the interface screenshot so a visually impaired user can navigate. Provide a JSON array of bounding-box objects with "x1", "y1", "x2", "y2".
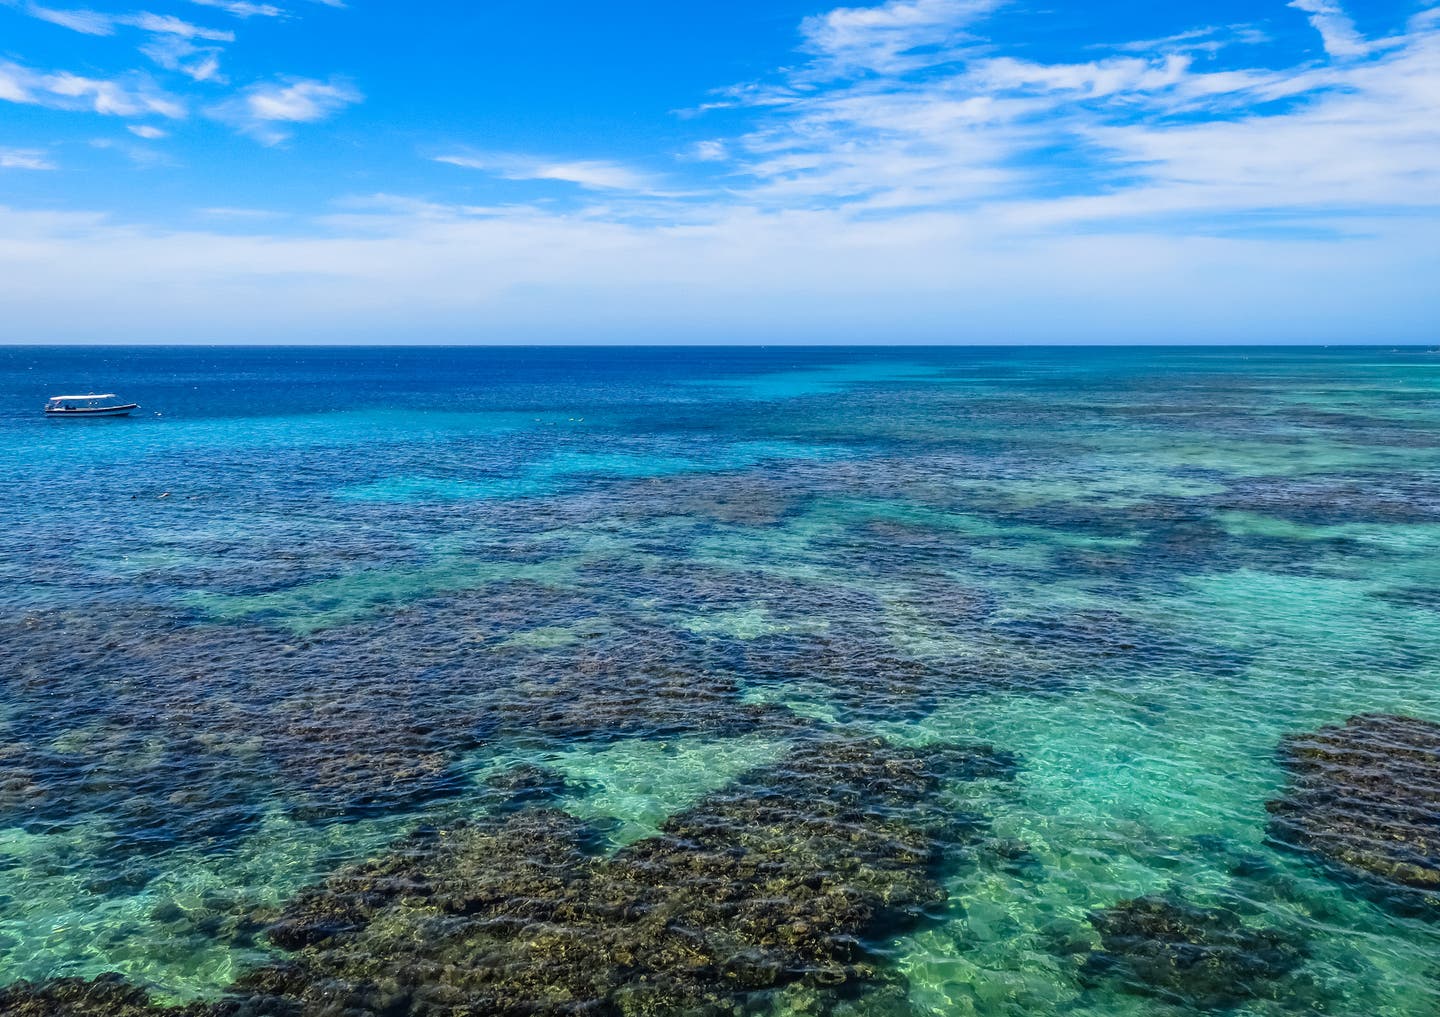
[
  {"x1": 1083, "y1": 895, "x2": 1308, "y2": 1009},
  {"x1": 0, "y1": 735, "x2": 1017, "y2": 1016},
  {"x1": 0, "y1": 597, "x2": 803, "y2": 838},
  {"x1": 487, "y1": 647, "x2": 807, "y2": 742},
  {"x1": 0, "y1": 975, "x2": 233, "y2": 1017},
  {"x1": 480, "y1": 762, "x2": 576, "y2": 806},
  {"x1": 1214, "y1": 477, "x2": 1440, "y2": 528},
  {"x1": 0, "y1": 717, "x2": 265, "y2": 863},
  {"x1": 716, "y1": 601, "x2": 1218, "y2": 727},
  {"x1": 620, "y1": 471, "x2": 804, "y2": 526},
  {"x1": 1267, "y1": 713, "x2": 1440, "y2": 914},
  {"x1": 266, "y1": 696, "x2": 476, "y2": 819},
  {"x1": 238, "y1": 735, "x2": 1014, "y2": 1016}
]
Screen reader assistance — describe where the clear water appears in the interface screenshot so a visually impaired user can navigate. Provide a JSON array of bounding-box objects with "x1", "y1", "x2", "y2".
[{"x1": 1, "y1": 346, "x2": 1438, "y2": 1014}]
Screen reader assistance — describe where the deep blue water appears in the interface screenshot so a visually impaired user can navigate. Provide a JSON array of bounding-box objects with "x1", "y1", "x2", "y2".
[{"x1": 1, "y1": 346, "x2": 1438, "y2": 1016}]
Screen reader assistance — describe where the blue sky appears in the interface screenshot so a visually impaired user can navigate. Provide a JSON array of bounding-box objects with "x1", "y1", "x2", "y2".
[{"x1": 1, "y1": 0, "x2": 1436, "y2": 343}]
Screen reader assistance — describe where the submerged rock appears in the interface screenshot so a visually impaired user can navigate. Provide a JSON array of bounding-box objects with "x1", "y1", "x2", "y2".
[
  {"x1": 486, "y1": 622, "x2": 815, "y2": 743},
  {"x1": 1267, "y1": 713, "x2": 1440, "y2": 915},
  {"x1": 0, "y1": 597, "x2": 818, "y2": 844},
  {"x1": 1083, "y1": 895, "x2": 1308, "y2": 1009},
  {"x1": 490, "y1": 658, "x2": 804, "y2": 743},
  {"x1": 481, "y1": 762, "x2": 577, "y2": 805},
  {"x1": 0, "y1": 721, "x2": 266, "y2": 863},
  {"x1": 239, "y1": 735, "x2": 1014, "y2": 1016},
  {"x1": 0, "y1": 975, "x2": 232, "y2": 1017}
]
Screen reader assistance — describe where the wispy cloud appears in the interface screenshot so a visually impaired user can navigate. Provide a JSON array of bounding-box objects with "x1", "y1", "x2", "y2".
[
  {"x1": 7, "y1": 0, "x2": 366, "y2": 136},
  {"x1": 436, "y1": 153, "x2": 669, "y2": 193},
  {"x1": 142, "y1": 35, "x2": 225, "y2": 82},
  {"x1": 3, "y1": 0, "x2": 357, "y2": 139},
  {"x1": 799, "y1": 0, "x2": 1002, "y2": 76},
  {"x1": 126, "y1": 11, "x2": 235, "y2": 41},
  {"x1": 0, "y1": 58, "x2": 186, "y2": 117},
  {"x1": 187, "y1": 0, "x2": 286, "y2": 17},
  {"x1": 688, "y1": 140, "x2": 729, "y2": 162},
  {"x1": 89, "y1": 134, "x2": 173, "y2": 166},
  {"x1": 24, "y1": 4, "x2": 114, "y2": 35},
  {"x1": 210, "y1": 76, "x2": 362, "y2": 143},
  {"x1": 1107, "y1": 25, "x2": 1271, "y2": 55},
  {"x1": 15, "y1": 4, "x2": 236, "y2": 40},
  {"x1": 0, "y1": 197, "x2": 1431, "y2": 343},
  {"x1": 0, "y1": 0, "x2": 1434, "y2": 343},
  {"x1": 0, "y1": 147, "x2": 55, "y2": 169},
  {"x1": 1288, "y1": 0, "x2": 1371, "y2": 58},
  {"x1": 12, "y1": 3, "x2": 239, "y2": 80},
  {"x1": 696, "y1": 0, "x2": 1440, "y2": 231}
]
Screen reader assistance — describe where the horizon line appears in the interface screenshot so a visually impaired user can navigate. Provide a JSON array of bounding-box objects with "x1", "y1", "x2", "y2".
[{"x1": 2, "y1": 342, "x2": 1437, "y2": 350}]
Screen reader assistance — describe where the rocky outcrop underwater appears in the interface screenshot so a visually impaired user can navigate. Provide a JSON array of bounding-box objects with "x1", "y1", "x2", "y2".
[
  {"x1": 1, "y1": 735, "x2": 1016, "y2": 1017},
  {"x1": 1267, "y1": 713, "x2": 1440, "y2": 917},
  {"x1": 1082, "y1": 894, "x2": 1309, "y2": 1009},
  {"x1": 0, "y1": 974, "x2": 231, "y2": 1017}
]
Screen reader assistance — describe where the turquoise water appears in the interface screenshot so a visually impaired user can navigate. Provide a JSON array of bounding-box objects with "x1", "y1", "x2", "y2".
[{"x1": 1, "y1": 346, "x2": 1438, "y2": 1015}]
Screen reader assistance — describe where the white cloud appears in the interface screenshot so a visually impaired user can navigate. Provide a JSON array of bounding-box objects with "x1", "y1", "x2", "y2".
[
  {"x1": 187, "y1": 0, "x2": 286, "y2": 17},
  {"x1": 522, "y1": 161, "x2": 657, "y2": 191},
  {"x1": 16, "y1": 4, "x2": 238, "y2": 41},
  {"x1": 141, "y1": 36, "x2": 226, "y2": 82},
  {"x1": 0, "y1": 148, "x2": 55, "y2": 169},
  {"x1": 969, "y1": 54, "x2": 1194, "y2": 98},
  {"x1": 1108, "y1": 25, "x2": 1271, "y2": 55},
  {"x1": 24, "y1": 4, "x2": 115, "y2": 35},
  {"x1": 210, "y1": 76, "x2": 362, "y2": 143},
  {"x1": 13, "y1": 3, "x2": 237, "y2": 80},
  {"x1": 0, "y1": 58, "x2": 186, "y2": 117},
  {"x1": 123, "y1": 11, "x2": 235, "y2": 41},
  {"x1": 245, "y1": 77, "x2": 359, "y2": 120},
  {"x1": 0, "y1": 64, "x2": 34, "y2": 104},
  {"x1": 701, "y1": 0, "x2": 1438, "y2": 231},
  {"x1": 799, "y1": 0, "x2": 1001, "y2": 76},
  {"x1": 0, "y1": 0, "x2": 1435, "y2": 343},
  {"x1": 0, "y1": 199, "x2": 1432, "y2": 343},
  {"x1": 89, "y1": 135, "x2": 173, "y2": 166},
  {"x1": 1289, "y1": 0, "x2": 1371, "y2": 58},
  {"x1": 46, "y1": 70, "x2": 186, "y2": 117},
  {"x1": 127, "y1": 124, "x2": 168, "y2": 138},
  {"x1": 689, "y1": 140, "x2": 729, "y2": 162},
  {"x1": 437, "y1": 153, "x2": 668, "y2": 193},
  {"x1": 3, "y1": 0, "x2": 359, "y2": 135}
]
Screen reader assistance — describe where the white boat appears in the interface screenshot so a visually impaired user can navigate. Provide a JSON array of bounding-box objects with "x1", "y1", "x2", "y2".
[{"x1": 44, "y1": 394, "x2": 140, "y2": 418}]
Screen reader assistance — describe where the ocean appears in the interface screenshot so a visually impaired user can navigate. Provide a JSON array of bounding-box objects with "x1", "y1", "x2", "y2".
[{"x1": 1, "y1": 345, "x2": 1437, "y2": 1016}]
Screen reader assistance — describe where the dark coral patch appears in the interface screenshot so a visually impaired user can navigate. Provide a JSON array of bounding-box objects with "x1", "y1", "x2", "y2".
[
  {"x1": 0, "y1": 975, "x2": 235, "y2": 1017},
  {"x1": 481, "y1": 763, "x2": 577, "y2": 806},
  {"x1": 266, "y1": 697, "x2": 475, "y2": 820},
  {"x1": 488, "y1": 649, "x2": 807, "y2": 743},
  {"x1": 235, "y1": 736, "x2": 1012, "y2": 1017},
  {"x1": 1267, "y1": 713, "x2": 1440, "y2": 915},
  {"x1": 1083, "y1": 895, "x2": 1307, "y2": 1009},
  {"x1": 0, "y1": 599, "x2": 803, "y2": 837}
]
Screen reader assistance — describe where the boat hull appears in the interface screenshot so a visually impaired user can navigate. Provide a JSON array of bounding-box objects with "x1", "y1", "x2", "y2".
[{"x1": 45, "y1": 404, "x2": 139, "y2": 418}]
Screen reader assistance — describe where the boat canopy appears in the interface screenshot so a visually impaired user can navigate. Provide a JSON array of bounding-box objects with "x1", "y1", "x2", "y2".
[{"x1": 48, "y1": 394, "x2": 117, "y2": 401}]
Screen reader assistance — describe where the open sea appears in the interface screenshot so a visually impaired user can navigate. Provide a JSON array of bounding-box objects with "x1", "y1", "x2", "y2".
[{"x1": 1, "y1": 345, "x2": 1438, "y2": 1017}]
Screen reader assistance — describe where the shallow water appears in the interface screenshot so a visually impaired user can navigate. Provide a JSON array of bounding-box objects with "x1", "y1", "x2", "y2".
[{"x1": 1, "y1": 346, "x2": 1438, "y2": 1014}]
